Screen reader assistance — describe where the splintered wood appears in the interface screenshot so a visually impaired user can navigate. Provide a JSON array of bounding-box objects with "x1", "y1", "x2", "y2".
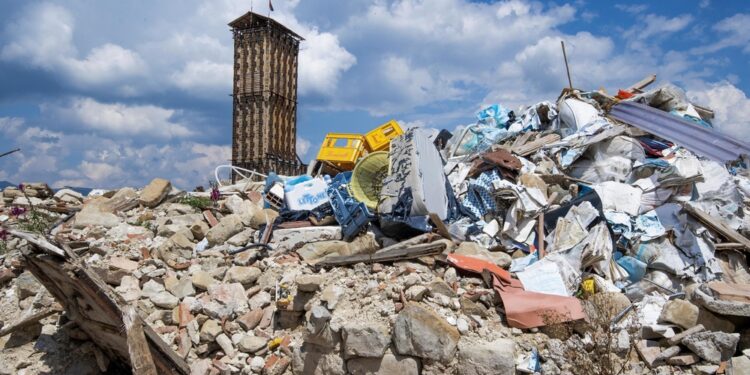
[{"x1": 17, "y1": 232, "x2": 188, "y2": 375}]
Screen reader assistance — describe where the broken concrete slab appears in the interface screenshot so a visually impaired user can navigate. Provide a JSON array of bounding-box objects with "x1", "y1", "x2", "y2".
[
  {"x1": 392, "y1": 303, "x2": 460, "y2": 362},
  {"x1": 682, "y1": 331, "x2": 740, "y2": 364}
]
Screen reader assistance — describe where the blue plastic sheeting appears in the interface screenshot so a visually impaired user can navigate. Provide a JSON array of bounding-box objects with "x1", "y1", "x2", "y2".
[
  {"x1": 476, "y1": 104, "x2": 512, "y2": 127},
  {"x1": 609, "y1": 101, "x2": 750, "y2": 162}
]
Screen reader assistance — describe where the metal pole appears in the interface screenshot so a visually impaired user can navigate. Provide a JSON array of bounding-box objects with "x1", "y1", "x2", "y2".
[
  {"x1": 0, "y1": 148, "x2": 20, "y2": 159},
  {"x1": 561, "y1": 41, "x2": 573, "y2": 90}
]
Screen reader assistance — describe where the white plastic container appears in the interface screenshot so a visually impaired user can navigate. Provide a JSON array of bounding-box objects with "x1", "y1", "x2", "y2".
[{"x1": 284, "y1": 178, "x2": 330, "y2": 211}]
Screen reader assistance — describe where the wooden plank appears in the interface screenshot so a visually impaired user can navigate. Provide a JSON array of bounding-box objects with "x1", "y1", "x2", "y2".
[
  {"x1": 20, "y1": 239, "x2": 189, "y2": 374},
  {"x1": 428, "y1": 213, "x2": 453, "y2": 241},
  {"x1": 8, "y1": 230, "x2": 66, "y2": 257},
  {"x1": 626, "y1": 74, "x2": 657, "y2": 93},
  {"x1": 316, "y1": 242, "x2": 446, "y2": 268},
  {"x1": 123, "y1": 305, "x2": 158, "y2": 375},
  {"x1": 683, "y1": 204, "x2": 750, "y2": 251},
  {"x1": 0, "y1": 306, "x2": 61, "y2": 337},
  {"x1": 512, "y1": 133, "x2": 561, "y2": 157},
  {"x1": 537, "y1": 212, "x2": 546, "y2": 259},
  {"x1": 714, "y1": 243, "x2": 745, "y2": 250}
]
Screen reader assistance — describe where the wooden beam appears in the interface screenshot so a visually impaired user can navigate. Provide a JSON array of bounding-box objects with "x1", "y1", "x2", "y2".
[
  {"x1": 683, "y1": 204, "x2": 750, "y2": 251},
  {"x1": 0, "y1": 306, "x2": 61, "y2": 337},
  {"x1": 123, "y1": 305, "x2": 158, "y2": 375},
  {"x1": 316, "y1": 242, "x2": 446, "y2": 268},
  {"x1": 8, "y1": 229, "x2": 66, "y2": 257},
  {"x1": 626, "y1": 74, "x2": 657, "y2": 93}
]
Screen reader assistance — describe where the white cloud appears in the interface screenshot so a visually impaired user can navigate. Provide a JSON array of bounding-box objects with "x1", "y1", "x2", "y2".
[
  {"x1": 623, "y1": 14, "x2": 693, "y2": 46},
  {"x1": 614, "y1": 4, "x2": 648, "y2": 14},
  {"x1": 399, "y1": 119, "x2": 427, "y2": 129},
  {"x1": 0, "y1": 3, "x2": 146, "y2": 88},
  {"x1": 296, "y1": 137, "x2": 312, "y2": 159},
  {"x1": 0, "y1": 3, "x2": 75, "y2": 68},
  {"x1": 298, "y1": 30, "x2": 357, "y2": 96},
  {"x1": 699, "y1": 0, "x2": 711, "y2": 8},
  {"x1": 48, "y1": 97, "x2": 193, "y2": 139},
  {"x1": 80, "y1": 161, "x2": 125, "y2": 183},
  {"x1": 0, "y1": 117, "x2": 230, "y2": 188},
  {"x1": 171, "y1": 60, "x2": 232, "y2": 94},
  {"x1": 62, "y1": 43, "x2": 146, "y2": 87},
  {"x1": 688, "y1": 82, "x2": 750, "y2": 142},
  {"x1": 696, "y1": 13, "x2": 750, "y2": 54},
  {"x1": 0, "y1": 117, "x2": 24, "y2": 135}
]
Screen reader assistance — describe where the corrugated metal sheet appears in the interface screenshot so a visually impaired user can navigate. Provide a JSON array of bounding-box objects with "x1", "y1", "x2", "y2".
[{"x1": 609, "y1": 101, "x2": 750, "y2": 162}]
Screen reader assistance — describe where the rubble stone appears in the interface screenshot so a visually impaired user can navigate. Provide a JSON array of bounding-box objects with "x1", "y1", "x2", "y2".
[
  {"x1": 74, "y1": 197, "x2": 122, "y2": 228},
  {"x1": 296, "y1": 274, "x2": 325, "y2": 292},
  {"x1": 659, "y1": 299, "x2": 699, "y2": 329},
  {"x1": 199, "y1": 319, "x2": 222, "y2": 342},
  {"x1": 191, "y1": 270, "x2": 217, "y2": 291},
  {"x1": 273, "y1": 227, "x2": 342, "y2": 252},
  {"x1": 224, "y1": 195, "x2": 263, "y2": 227},
  {"x1": 206, "y1": 214, "x2": 244, "y2": 246},
  {"x1": 405, "y1": 285, "x2": 428, "y2": 301},
  {"x1": 115, "y1": 275, "x2": 141, "y2": 302},
  {"x1": 238, "y1": 335, "x2": 266, "y2": 353},
  {"x1": 667, "y1": 354, "x2": 700, "y2": 366},
  {"x1": 226, "y1": 228, "x2": 254, "y2": 246},
  {"x1": 693, "y1": 365, "x2": 719, "y2": 375},
  {"x1": 320, "y1": 285, "x2": 344, "y2": 310},
  {"x1": 203, "y1": 283, "x2": 248, "y2": 319},
  {"x1": 392, "y1": 303, "x2": 460, "y2": 362},
  {"x1": 457, "y1": 338, "x2": 515, "y2": 375},
  {"x1": 682, "y1": 331, "x2": 740, "y2": 364},
  {"x1": 15, "y1": 271, "x2": 41, "y2": 300},
  {"x1": 248, "y1": 291, "x2": 272, "y2": 310},
  {"x1": 225, "y1": 266, "x2": 261, "y2": 286},
  {"x1": 346, "y1": 353, "x2": 420, "y2": 375},
  {"x1": 697, "y1": 308, "x2": 736, "y2": 333},
  {"x1": 150, "y1": 291, "x2": 179, "y2": 309},
  {"x1": 236, "y1": 309, "x2": 264, "y2": 331},
  {"x1": 291, "y1": 345, "x2": 346, "y2": 375},
  {"x1": 732, "y1": 355, "x2": 750, "y2": 375},
  {"x1": 139, "y1": 178, "x2": 172, "y2": 208},
  {"x1": 109, "y1": 256, "x2": 139, "y2": 273},
  {"x1": 216, "y1": 333, "x2": 236, "y2": 357},
  {"x1": 635, "y1": 340, "x2": 663, "y2": 368},
  {"x1": 141, "y1": 279, "x2": 165, "y2": 298},
  {"x1": 166, "y1": 276, "x2": 195, "y2": 299},
  {"x1": 341, "y1": 322, "x2": 391, "y2": 358},
  {"x1": 693, "y1": 287, "x2": 750, "y2": 317},
  {"x1": 189, "y1": 358, "x2": 212, "y2": 375},
  {"x1": 667, "y1": 324, "x2": 704, "y2": 346},
  {"x1": 455, "y1": 242, "x2": 511, "y2": 268}
]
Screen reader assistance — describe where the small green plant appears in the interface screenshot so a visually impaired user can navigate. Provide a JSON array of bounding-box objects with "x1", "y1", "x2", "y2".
[
  {"x1": 179, "y1": 195, "x2": 213, "y2": 210},
  {"x1": 17, "y1": 210, "x2": 50, "y2": 234},
  {"x1": 11, "y1": 184, "x2": 51, "y2": 235}
]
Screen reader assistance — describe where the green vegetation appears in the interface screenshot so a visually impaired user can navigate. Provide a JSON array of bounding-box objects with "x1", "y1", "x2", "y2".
[{"x1": 179, "y1": 195, "x2": 213, "y2": 210}]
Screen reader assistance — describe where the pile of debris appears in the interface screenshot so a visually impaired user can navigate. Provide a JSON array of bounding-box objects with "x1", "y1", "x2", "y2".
[{"x1": 2, "y1": 78, "x2": 750, "y2": 375}]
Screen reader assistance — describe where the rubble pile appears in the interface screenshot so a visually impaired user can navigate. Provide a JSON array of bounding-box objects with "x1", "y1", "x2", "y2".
[{"x1": 2, "y1": 80, "x2": 750, "y2": 375}]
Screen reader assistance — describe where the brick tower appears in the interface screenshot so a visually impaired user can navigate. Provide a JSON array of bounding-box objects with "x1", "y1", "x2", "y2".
[{"x1": 229, "y1": 12, "x2": 306, "y2": 177}]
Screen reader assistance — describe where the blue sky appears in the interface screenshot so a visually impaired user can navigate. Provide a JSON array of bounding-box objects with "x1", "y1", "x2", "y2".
[{"x1": 0, "y1": 0, "x2": 749, "y2": 189}]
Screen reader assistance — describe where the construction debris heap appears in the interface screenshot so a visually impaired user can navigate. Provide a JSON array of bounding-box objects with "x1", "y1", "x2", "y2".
[{"x1": 2, "y1": 78, "x2": 750, "y2": 375}]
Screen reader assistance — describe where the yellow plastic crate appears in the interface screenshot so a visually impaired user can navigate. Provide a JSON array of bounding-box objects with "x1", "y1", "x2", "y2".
[
  {"x1": 364, "y1": 120, "x2": 403, "y2": 152},
  {"x1": 316, "y1": 133, "x2": 366, "y2": 170}
]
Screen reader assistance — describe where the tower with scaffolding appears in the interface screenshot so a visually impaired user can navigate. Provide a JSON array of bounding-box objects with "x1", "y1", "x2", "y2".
[{"x1": 229, "y1": 11, "x2": 306, "y2": 177}]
